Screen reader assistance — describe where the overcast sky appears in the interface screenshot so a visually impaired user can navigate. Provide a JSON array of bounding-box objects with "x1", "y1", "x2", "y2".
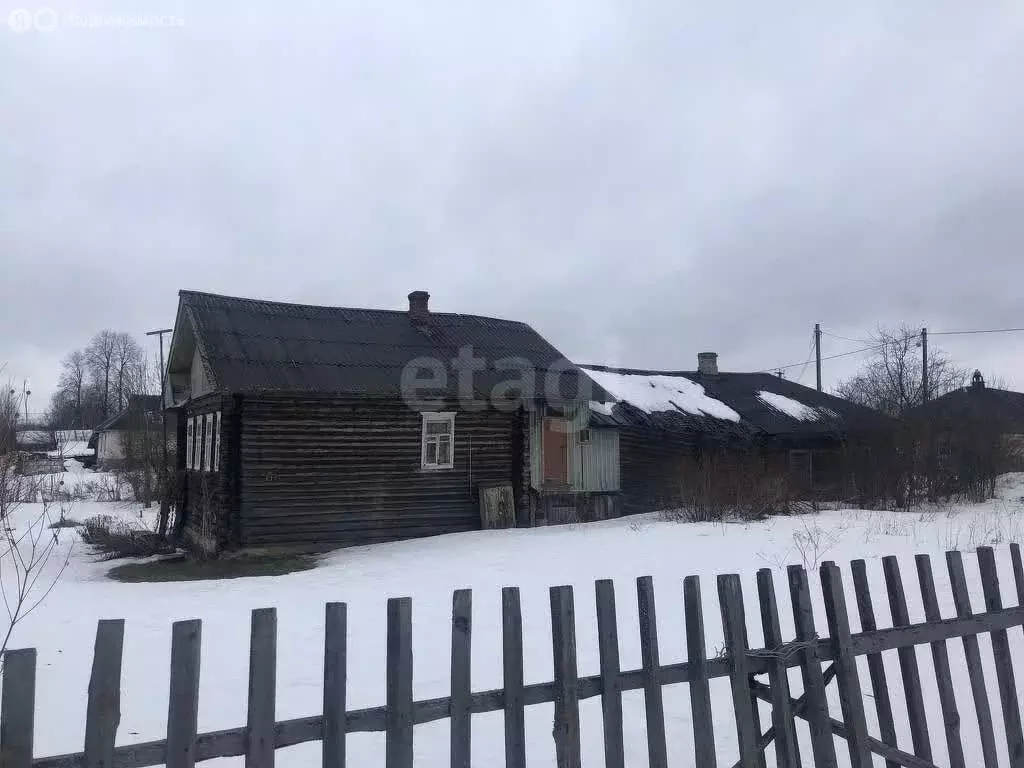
[{"x1": 3, "y1": 1, "x2": 1023, "y2": 414}]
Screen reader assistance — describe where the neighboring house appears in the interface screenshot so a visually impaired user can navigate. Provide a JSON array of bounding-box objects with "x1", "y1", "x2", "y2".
[
  {"x1": 579, "y1": 353, "x2": 888, "y2": 512},
  {"x1": 89, "y1": 395, "x2": 174, "y2": 469},
  {"x1": 165, "y1": 289, "x2": 614, "y2": 552}
]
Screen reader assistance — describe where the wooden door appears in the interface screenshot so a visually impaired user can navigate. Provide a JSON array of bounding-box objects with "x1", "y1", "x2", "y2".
[{"x1": 543, "y1": 418, "x2": 569, "y2": 485}]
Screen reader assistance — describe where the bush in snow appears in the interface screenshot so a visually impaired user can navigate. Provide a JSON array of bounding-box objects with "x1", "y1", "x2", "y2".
[{"x1": 79, "y1": 514, "x2": 170, "y2": 560}]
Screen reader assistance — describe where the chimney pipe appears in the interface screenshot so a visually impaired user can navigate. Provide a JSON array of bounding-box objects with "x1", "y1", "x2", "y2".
[
  {"x1": 408, "y1": 290, "x2": 430, "y2": 326},
  {"x1": 697, "y1": 352, "x2": 718, "y2": 375}
]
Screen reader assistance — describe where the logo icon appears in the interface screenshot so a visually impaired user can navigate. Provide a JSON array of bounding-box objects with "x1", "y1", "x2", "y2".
[
  {"x1": 34, "y1": 7, "x2": 57, "y2": 31},
  {"x1": 7, "y1": 8, "x2": 33, "y2": 31}
]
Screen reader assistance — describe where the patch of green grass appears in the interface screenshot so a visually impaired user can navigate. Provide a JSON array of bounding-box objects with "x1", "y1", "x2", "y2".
[{"x1": 106, "y1": 554, "x2": 318, "y2": 583}]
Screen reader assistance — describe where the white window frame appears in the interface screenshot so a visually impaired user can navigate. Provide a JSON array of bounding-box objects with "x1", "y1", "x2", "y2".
[
  {"x1": 198, "y1": 414, "x2": 207, "y2": 471},
  {"x1": 186, "y1": 417, "x2": 195, "y2": 470},
  {"x1": 420, "y1": 412, "x2": 456, "y2": 470},
  {"x1": 203, "y1": 413, "x2": 215, "y2": 472},
  {"x1": 212, "y1": 411, "x2": 222, "y2": 472}
]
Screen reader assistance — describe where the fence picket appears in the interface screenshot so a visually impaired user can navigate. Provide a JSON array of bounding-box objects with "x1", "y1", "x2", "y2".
[
  {"x1": 385, "y1": 598, "x2": 414, "y2": 768},
  {"x1": 683, "y1": 576, "x2": 717, "y2": 768},
  {"x1": 323, "y1": 602, "x2": 347, "y2": 768},
  {"x1": 450, "y1": 590, "x2": 472, "y2": 768},
  {"x1": 84, "y1": 619, "x2": 124, "y2": 768},
  {"x1": 787, "y1": 565, "x2": 838, "y2": 768},
  {"x1": 166, "y1": 620, "x2": 202, "y2": 768},
  {"x1": 915, "y1": 554, "x2": 966, "y2": 768},
  {"x1": 849, "y1": 559, "x2": 898, "y2": 768},
  {"x1": 977, "y1": 546, "x2": 1024, "y2": 768},
  {"x1": 594, "y1": 580, "x2": 625, "y2": 768},
  {"x1": 502, "y1": 587, "x2": 526, "y2": 768},
  {"x1": 718, "y1": 574, "x2": 761, "y2": 768},
  {"x1": 550, "y1": 585, "x2": 581, "y2": 768},
  {"x1": 636, "y1": 576, "x2": 669, "y2": 768},
  {"x1": 820, "y1": 564, "x2": 872, "y2": 768},
  {"x1": 881, "y1": 556, "x2": 932, "y2": 761},
  {"x1": 245, "y1": 609, "x2": 277, "y2": 768},
  {"x1": 755, "y1": 569, "x2": 799, "y2": 768},
  {"x1": 945, "y1": 551, "x2": 999, "y2": 768},
  {"x1": 0, "y1": 648, "x2": 36, "y2": 768},
  {"x1": 1011, "y1": 543, "x2": 1024, "y2": 607}
]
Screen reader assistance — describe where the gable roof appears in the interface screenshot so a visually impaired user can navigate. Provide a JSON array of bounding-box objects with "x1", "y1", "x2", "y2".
[
  {"x1": 580, "y1": 364, "x2": 886, "y2": 439},
  {"x1": 88, "y1": 395, "x2": 165, "y2": 448},
  {"x1": 170, "y1": 290, "x2": 611, "y2": 403},
  {"x1": 914, "y1": 382, "x2": 1024, "y2": 433}
]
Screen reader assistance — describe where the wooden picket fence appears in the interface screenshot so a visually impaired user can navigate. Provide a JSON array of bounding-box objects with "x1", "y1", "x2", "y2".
[{"x1": 5, "y1": 544, "x2": 1024, "y2": 768}]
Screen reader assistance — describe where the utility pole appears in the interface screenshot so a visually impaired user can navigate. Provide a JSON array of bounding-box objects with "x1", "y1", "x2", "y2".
[
  {"x1": 22, "y1": 379, "x2": 30, "y2": 422},
  {"x1": 814, "y1": 323, "x2": 822, "y2": 391},
  {"x1": 921, "y1": 327, "x2": 929, "y2": 403},
  {"x1": 146, "y1": 328, "x2": 174, "y2": 469}
]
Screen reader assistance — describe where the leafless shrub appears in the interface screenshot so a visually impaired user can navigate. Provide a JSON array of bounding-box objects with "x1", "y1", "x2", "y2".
[{"x1": 79, "y1": 515, "x2": 170, "y2": 560}]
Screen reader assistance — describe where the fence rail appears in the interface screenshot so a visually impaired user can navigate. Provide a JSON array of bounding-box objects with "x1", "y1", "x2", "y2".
[{"x1": 5, "y1": 544, "x2": 1024, "y2": 767}]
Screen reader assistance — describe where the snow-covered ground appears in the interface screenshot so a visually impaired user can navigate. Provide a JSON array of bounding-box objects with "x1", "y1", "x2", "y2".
[{"x1": 6, "y1": 471, "x2": 1024, "y2": 767}]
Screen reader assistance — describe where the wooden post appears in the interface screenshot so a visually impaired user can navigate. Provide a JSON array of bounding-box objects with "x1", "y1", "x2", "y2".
[
  {"x1": 246, "y1": 609, "x2": 277, "y2": 768},
  {"x1": 550, "y1": 585, "x2": 581, "y2": 768},
  {"x1": 882, "y1": 556, "x2": 932, "y2": 761},
  {"x1": 594, "y1": 580, "x2": 624, "y2": 768},
  {"x1": 850, "y1": 560, "x2": 898, "y2": 768},
  {"x1": 636, "y1": 577, "x2": 668, "y2": 768},
  {"x1": 385, "y1": 598, "x2": 414, "y2": 768},
  {"x1": 718, "y1": 574, "x2": 760, "y2": 768},
  {"x1": 683, "y1": 576, "x2": 716, "y2": 768},
  {"x1": 1011, "y1": 543, "x2": 1024, "y2": 606},
  {"x1": 450, "y1": 590, "x2": 472, "y2": 768},
  {"x1": 787, "y1": 565, "x2": 837, "y2": 768},
  {"x1": 323, "y1": 602, "x2": 347, "y2": 768},
  {"x1": 977, "y1": 547, "x2": 1024, "y2": 768},
  {"x1": 84, "y1": 619, "x2": 125, "y2": 768},
  {"x1": 820, "y1": 564, "x2": 872, "y2": 768},
  {"x1": 915, "y1": 555, "x2": 965, "y2": 768},
  {"x1": 755, "y1": 569, "x2": 799, "y2": 768},
  {"x1": 0, "y1": 648, "x2": 36, "y2": 768},
  {"x1": 166, "y1": 620, "x2": 202, "y2": 768},
  {"x1": 502, "y1": 587, "x2": 526, "y2": 768},
  {"x1": 945, "y1": 551, "x2": 999, "y2": 768}
]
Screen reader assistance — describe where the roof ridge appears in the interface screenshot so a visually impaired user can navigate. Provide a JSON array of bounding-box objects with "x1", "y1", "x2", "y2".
[{"x1": 179, "y1": 289, "x2": 529, "y2": 326}]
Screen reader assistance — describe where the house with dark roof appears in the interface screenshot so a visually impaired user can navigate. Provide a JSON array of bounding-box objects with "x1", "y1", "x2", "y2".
[
  {"x1": 89, "y1": 395, "x2": 174, "y2": 469},
  {"x1": 578, "y1": 353, "x2": 889, "y2": 513},
  {"x1": 165, "y1": 289, "x2": 615, "y2": 551}
]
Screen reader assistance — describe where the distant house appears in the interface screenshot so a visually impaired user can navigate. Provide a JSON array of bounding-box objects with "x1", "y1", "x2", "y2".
[
  {"x1": 164, "y1": 290, "x2": 614, "y2": 552},
  {"x1": 579, "y1": 353, "x2": 888, "y2": 512},
  {"x1": 89, "y1": 395, "x2": 173, "y2": 469}
]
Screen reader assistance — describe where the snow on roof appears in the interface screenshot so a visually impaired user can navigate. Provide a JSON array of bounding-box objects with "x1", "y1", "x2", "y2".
[
  {"x1": 584, "y1": 368, "x2": 741, "y2": 422},
  {"x1": 757, "y1": 391, "x2": 836, "y2": 422},
  {"x1": 589, "y1": 400, "x2": 616, "y2": 416}
]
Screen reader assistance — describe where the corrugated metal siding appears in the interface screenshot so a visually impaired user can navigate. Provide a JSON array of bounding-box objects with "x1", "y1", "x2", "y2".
[{"x1": 238, "y1": 396, "x2": 520, "y2": 547}]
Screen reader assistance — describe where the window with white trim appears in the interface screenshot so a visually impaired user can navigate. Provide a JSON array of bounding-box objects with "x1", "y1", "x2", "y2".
[
  {"x1": 421, "y1": 412, "x2": 455, "y2": 469},
  {"x1": 199, "y1": 414, "x2": 208, "y2": 471},
  {"x1": 185, "y1": 418, "x2": 195, "y2": 470},
  {"x1": 212, "y1": 411, "x2": 221, "y2": 472},
  {"x1": 204, "y1": 413, "x2": 215, "y2": 472}
]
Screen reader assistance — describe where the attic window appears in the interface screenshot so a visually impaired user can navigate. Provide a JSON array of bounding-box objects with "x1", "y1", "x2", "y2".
[{"x1": 421, "y1": 412, "x2": 455, "y2": 470}]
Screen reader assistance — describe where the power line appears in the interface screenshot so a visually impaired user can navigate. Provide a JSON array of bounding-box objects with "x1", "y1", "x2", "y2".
[
  {"x1": 768, "y1": 343, "x2": 884, "y2": 373},
  {"x1": 820, "y1": 329, "x2": 872, "y2": 344},
  {"x1": 931, "y1": 327, "x2": 1024, "y2": 337}
]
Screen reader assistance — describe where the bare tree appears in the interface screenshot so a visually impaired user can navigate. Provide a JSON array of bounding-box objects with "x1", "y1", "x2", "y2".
[
  {"x1": 112, "y1": 332, "x2": 146, "y2": 412},
  {"x1": 834, "y1": 325, "x2": 968, "y2": 416},
  {"x1": 86, "y1": 330, "x2": 119, "y2": 419},
  {"x1": 57, "y1": 350, "x2": 89, "y2": 428},
  {"x1": 0, "y1": 369, "x2": 20, "y2": 456}
]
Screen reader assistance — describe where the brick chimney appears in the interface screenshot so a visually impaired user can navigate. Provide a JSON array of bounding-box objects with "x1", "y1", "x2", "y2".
[
  {"x1": 408, "y1": 290, "x2": 430, "y2": 326},
  {"x1": 697, "y1": 352, "x2": 718, "y2": 375}
]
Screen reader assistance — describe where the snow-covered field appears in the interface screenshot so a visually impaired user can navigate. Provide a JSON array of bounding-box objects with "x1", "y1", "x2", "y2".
[{"x1": 7, "y1": 469, "x2": 1024, "y2": 767}]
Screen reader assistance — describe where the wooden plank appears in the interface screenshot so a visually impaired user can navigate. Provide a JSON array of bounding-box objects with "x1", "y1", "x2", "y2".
[
  {"x1": 882, "y1": 556, "x2": 933, "y2": 761},
  {"x1": 755, "y1": 569, "x2": 799, "y2": 768},
  {"x1": 914, "y1": 554, "x2": 965, "y2": 768},
  {"x1": 1012, "y1": 543, "x2": 1024, "y2": 604},
  {"x1": 945, "y1": 550, "x2": 999, "y2": 768},
  {"x1": 977, "y1": 546, "x2": 1024, "y2": 768},
  {"x1": 683, "y1": 575, "x2": 717, "y2": 768},
  {"x1": 851, "y1": 603, "x2": 1024, "y2": 654},
  {"x1": 165, "y1": 620, "x2": 202, "y2": 768},
  {"x1": 636, "y1": 577, "x2": 668, "y2": 768},
  {"x1": 787, "y1": 565, "x2": 838, "y2": 768},
  {"x1": 450, "y1": 590, "x2": 472, "y2": 768},
  {"x1": 245, "y1": 609, "x2": 276, "y2": 768},
  {"x1": 550, "y1": 585, "x2": 581, "y2": 768},
  {"x1": 0, "y1": 648, "x2": 36, "y2": 768},
  {"x1": 717, "y1": 574, "x2": 761, "y2": 768},
  {"x1": 820, "y1": 563, "x2": 872, "y2": 768},
  {"x1": 502, "y1": 587, "x2": 526, "y2": 768},
  {"x1": 594, "y1": 579, "x2": 625, "y2": 768},
  {"x1": 850, "y1": 559, "x2": 899, "y2": 768},
  {"x1": 385, "y1": 598, "x2": 414, "y2": 768},
  {"x1": 323, "y1": 602, "x2": 347, "y2": 768},
  {"x1": 84, "y1": 619, "x2": 125, "y2": 768}
]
